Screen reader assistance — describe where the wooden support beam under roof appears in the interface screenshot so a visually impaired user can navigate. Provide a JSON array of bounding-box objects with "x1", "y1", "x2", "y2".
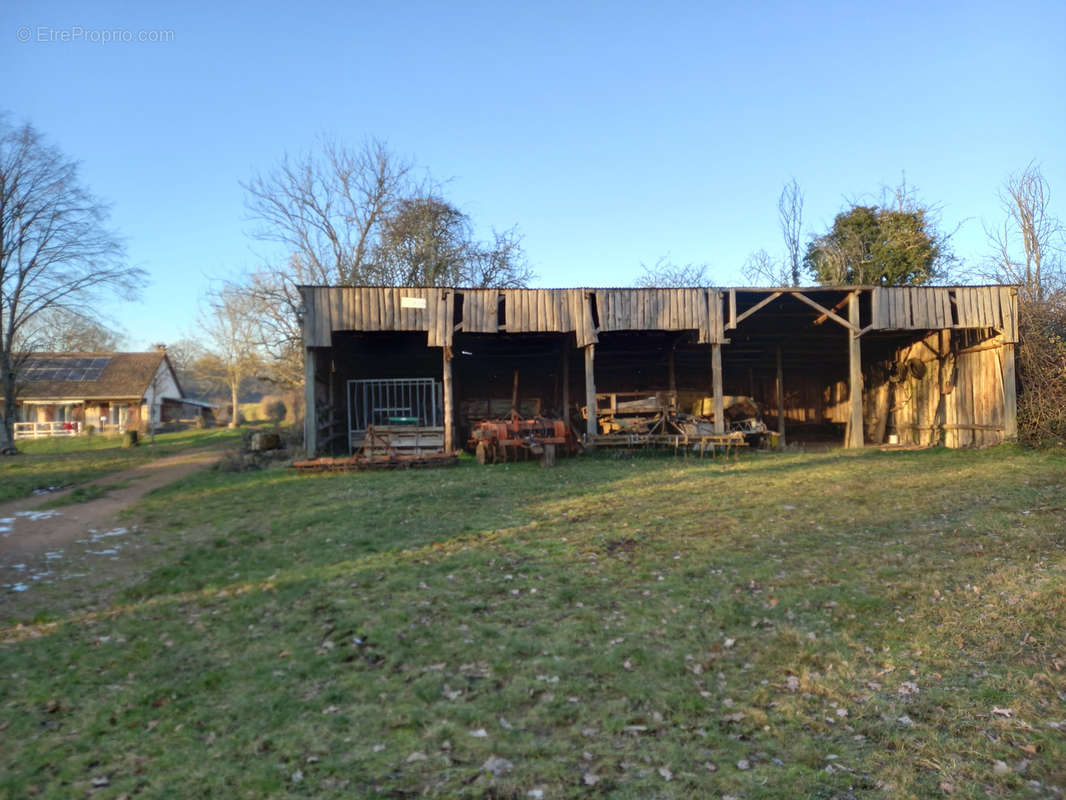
[
  {"x1": 791, "y1": 290, "x2": 860, "y2": 332},
  {"x1": 734, "y1": 291, "x2": 783, "y2": 326}
]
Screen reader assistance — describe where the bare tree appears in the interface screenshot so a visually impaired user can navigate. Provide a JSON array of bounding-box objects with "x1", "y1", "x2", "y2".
[
  {"x1": 239, "y1": 138, "x2": 417, "y2": 390},
  {"x1": 778, "y1": 178, "x2": 804, "y2": 286},
  {"x1": 165, "y1": 337, "x2": 216, "y2": 402},
  {"x1": 374, "y1": 194, "x2": 533, "y2": 288},
  {"x1": 981, "y1": 164, "x2": 1066, "y2": 445},
  {"x1": 741, "y1": 248, "x2": 790, "y2": 286},
  {"x1": 198, "y1": 285, "x2": 262, "y2": 428},
  {"x1": 18, "y1": 308, "x2": 124, "y2": 352},
  {"x1": 0, "y1": 117, "x2": 143, "y2": 453},
  {"x1": 635, "y1": 257, "x2": 715, "y2": 287},
  {"x1": 985, "y1": 163, "x2": 1063, "y2": 303},
  {"x1": 242, "y1": 137, "x2": 414, "y2": 286},
  {"x1": 375, "y1": 195, "x2": 471, "y2": 286},
  {"x1": 237, "y1": 262, "x2": 308, "y2": 390},
  {"x1": 240, "y1": 142, "x2": 532, "y2": 392}
]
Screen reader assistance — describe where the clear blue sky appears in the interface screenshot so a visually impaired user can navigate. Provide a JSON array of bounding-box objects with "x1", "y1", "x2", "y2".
[{"x1": 5, "y1": 0, "x2": 1064, "y2": 349}]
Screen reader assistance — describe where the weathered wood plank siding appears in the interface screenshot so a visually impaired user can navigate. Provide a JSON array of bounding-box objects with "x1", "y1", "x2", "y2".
[
  {"x1": 880, "y1": 328, "x2": 1012, "y2": 448},
  {"x1": 874, "y1": 286, "x2": 1016, "y2": 337},
  {"x1": 301, "y1": 285, "x2": 1017, "y2": 352}
]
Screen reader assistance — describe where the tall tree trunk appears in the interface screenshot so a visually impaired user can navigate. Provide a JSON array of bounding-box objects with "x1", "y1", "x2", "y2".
[
  {"x1": 230, "y1": 380, "x2": 240, "y2": 428},
  {"x1": 0, "y1": 350, "x2": 17, "y2": 453}
]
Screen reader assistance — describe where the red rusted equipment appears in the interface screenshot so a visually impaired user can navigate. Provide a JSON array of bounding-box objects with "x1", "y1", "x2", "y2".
[{"x1": 468, "y1": 412, "x2": 577, "y2": 464}]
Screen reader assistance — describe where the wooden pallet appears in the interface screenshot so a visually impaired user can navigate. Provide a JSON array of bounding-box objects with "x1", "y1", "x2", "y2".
[{"x1": 352, "y1": 425, "x2": 445, "y2": 456}]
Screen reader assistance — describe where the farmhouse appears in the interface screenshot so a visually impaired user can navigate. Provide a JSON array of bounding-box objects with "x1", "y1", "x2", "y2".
[
  {"x1": 299, "y1": 285, "x2": 1019, "y2": 456},
  {"x1": 11, "y1": 348, "x2": 213, "y2": 438}
]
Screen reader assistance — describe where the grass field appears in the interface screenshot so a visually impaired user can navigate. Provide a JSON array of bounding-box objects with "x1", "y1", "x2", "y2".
[
  {"x1": 0, "y1": 428, "x2": 243, "y2": 503},
  {"x1": 1, "y1": 445, "x2": 1064, "y2": 798}
]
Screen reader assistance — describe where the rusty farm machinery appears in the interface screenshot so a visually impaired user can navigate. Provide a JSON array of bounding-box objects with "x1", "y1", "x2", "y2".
[{"x1": 468, "y1": 413, "x2": 578, "y2": 466}]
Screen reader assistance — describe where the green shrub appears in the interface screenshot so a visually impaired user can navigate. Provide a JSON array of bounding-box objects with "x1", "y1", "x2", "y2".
[{"x1": 263, "y1": 399, "x2": 287, "y2": 426}]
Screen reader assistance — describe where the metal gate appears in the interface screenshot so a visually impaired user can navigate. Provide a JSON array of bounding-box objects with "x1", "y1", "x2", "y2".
[{"x1": 347, "y1": 378, "x2": 442, "y2": 451}]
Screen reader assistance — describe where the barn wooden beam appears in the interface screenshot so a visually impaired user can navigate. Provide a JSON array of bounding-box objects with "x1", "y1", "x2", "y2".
[
  {"x1": 776, "y1": 344, "x2": 785, "y2": 446},
  {"x1": 561, "y1": 340, "x2": 570, "y2": 426},
  {"x1": 668, "y1": 347, "x2": 677, "y2": 395},
  {"x1": 793, "y1": 291, "x2": 859, "y2": 332},
  {"x1": 442, "y1": 346, "x2": 454, "y2": 453},
  {"x1": 1001, "y1": 340, "x2": 1018, "y2": 440},
  {"x1": 846, "y1": 292, "x2": 864, "y2": 448},
  {"x1": 734, "y1": 291, "x2": 783, "y2": 326},
  {"x1": 584, "y1": 344, "x2": 597, "y2": 439},
  {"x1": 811, "y1": 294, "x2": 850, "y2": 326},
  {"x1": 711, "y1": 343, "x2": 724, "y2": 434},
  {"x1": 303, "y1": 347, "x2": 317, "y2": 456},
  {"x1": 726, "y1": 290, "x2": 738, "y2": 330}
]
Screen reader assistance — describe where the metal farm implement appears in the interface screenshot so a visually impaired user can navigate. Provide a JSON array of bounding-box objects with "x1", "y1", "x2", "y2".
[{"x1": 468, "y1": 413, "x2": 577, "y2": 465}]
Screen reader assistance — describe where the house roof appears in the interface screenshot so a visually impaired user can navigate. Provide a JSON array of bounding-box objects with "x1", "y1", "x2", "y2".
[{"x1": 16, "y1": 351, "x2": 175, "y2": 401}]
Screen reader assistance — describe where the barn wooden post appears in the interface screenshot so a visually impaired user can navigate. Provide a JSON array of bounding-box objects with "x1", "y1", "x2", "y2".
[
  {"x1": 303, "y1": 347, "x2": 317, "y2": 456},
  {"x1": 561, "y1": 342, "x2": 570, "y2": 425},
  {"x1": 846, "y1": 291, "x2": 864, "y2": 448},
  {"x1": 711, "y1": 343, "x2": 724, "y2": 434},
  {"x1": 775, "y1": 344, "x2": 785, "y2": 446},
  {"x1": 584, "y1": 344, "x2": 597, "y2": 439},
  {"x1": 442, "y1": 346, "x2": 454, "y2": 453},
  {"x1": 1001, "y1": 341, "x2": 1017, "y2": 440},
  {"x1": 668, "y1": 346, "x2": 677, "y2": 396}
]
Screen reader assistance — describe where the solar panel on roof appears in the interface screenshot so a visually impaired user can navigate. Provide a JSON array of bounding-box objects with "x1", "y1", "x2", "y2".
[{"x1": 20, "y1": 356, "x2": 112, "y2": 382}]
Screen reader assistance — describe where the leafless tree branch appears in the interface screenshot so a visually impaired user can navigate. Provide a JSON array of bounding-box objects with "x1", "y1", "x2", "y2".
[{"x1": 778, "y1": 179, "x2": 804, "y2": 286}]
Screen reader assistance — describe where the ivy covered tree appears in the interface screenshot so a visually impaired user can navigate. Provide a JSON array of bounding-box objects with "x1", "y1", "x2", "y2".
[{"x1": 804, "y1": 203, "x2": 951, "y2": 286}]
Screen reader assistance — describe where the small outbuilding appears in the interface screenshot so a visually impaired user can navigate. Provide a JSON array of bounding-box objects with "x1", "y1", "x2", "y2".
[
  {"x1": 12, "y1": 348, "x2": 212, "y2": 438},
  {"x1": 298, "y1": 285, "x2": 1019, "y2": 455}
]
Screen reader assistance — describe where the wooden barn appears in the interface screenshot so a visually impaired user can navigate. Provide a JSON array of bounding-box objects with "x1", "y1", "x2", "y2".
[{"x1": 299, "y1": 285, "x2": 1019, "y2": 456}]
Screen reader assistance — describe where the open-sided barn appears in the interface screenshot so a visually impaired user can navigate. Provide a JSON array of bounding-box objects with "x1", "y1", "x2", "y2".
[{"x1": 299, "y1": 285, "x2": 1018, "y2": 455}]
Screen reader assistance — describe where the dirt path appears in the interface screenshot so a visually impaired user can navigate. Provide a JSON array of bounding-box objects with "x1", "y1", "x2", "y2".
[{"x1": 0, "y1": 448, "x2": 223, "y2": 604}]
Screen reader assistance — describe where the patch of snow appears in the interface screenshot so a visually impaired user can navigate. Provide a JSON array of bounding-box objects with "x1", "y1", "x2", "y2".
[
  {"x1": 11, "y1": 583, "x2": 29, "y2": 592},
  {"x1": 15, "y1": 510, "x2": 60, "y2": 521},
  {"x1": 87, "y1": 549, "x2": 119, "y2": 556},
  {"x1": 91, "y1": 528, "x2": 128, "y2": 540}
]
